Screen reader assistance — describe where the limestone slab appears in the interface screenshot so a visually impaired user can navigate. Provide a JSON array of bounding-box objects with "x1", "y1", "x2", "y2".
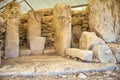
[
  {"x1": 28, "y1": 36, "x2": 46, "y2": 55},
  {"x1": 92, "y1": 45, "x2": 117, "y2": 63},
  {"x1": 107, "y1": 44, "x2": 120, "y2": 63},
  {"x1": 65, "y1": 48, "x2": 93, "y2": 61},
  {"x1": 79, "y1": 32, "x2": 105, "y2": 50},
  {"x1": 5, "y1": 18, "x2": 19, "y2": 58},
  {"x1": 53, "y1": 4, "x2": 71, "y2": 55}
]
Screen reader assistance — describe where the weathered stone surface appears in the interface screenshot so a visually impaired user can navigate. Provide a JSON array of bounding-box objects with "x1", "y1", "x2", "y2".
[
  {"x1": 27, "y1": 11, "x2": 41, "y2": 37},
  {"x1": 20, "y1": 47, "x2": 31, "y2": 56},
  {"x1": 28, "y1": 36, "x2": 46, "y2": 55},
  {"x1": 0, "y1": 51, "x2": 1, "y2": 66},
  {"x1": 107, "y1": 44, "x2": 120, "y2": 63},
  {"x1": 53, "y1": 4, "x2": 71, "y2": 55},
  {"x1": 89, "y1": 0, "x2": 120, "y2": 42},
  {"x1": 79, "y1": 32, "x2": 105, "y2": 50},
  {"x1": 92, "y1": 45, "x2": 117, "y2": 63},
  {"x1": 42, "y1": 15, "x2": 53, "y2": 22},
  {"x1": 65, "y1": 48, "x2": 93, "y2": 61},
  {"x1": 72, "y1": 25, "x2": 82, "y2": 48},
  {"x1": 5, "y1": 18, "x2": 19, "y2": 58},
  {"x1": 2, "y1": 1, "x2": 21, "y2": 20}
]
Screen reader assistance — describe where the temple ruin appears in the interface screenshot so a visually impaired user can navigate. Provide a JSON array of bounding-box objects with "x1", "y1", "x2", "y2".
[{"x1": 0, "y1": 0, "x2": 120, "y2": 79}]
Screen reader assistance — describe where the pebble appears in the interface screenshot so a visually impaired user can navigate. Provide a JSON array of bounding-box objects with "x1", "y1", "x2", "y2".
[
  {"x1": 78, "y1": 73, "x2": 87, "y2": 79},
  {"x1": 58, "y1": 75, "x2": 67, "y2": 78}
]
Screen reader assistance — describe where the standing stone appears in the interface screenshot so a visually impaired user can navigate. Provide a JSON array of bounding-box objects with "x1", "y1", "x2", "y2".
[
  {"x1": 107, "y1": 44, "x2": 120, "y2": 63},
  {"x1": 92, "y1": 45, "x2": 117, "y2": 63},
  {"x1": 89, "y1": 0, "x2": 120, "y2": 42},
  {"x1": 65, "y1": 48, "x2": 93, "y2": 61},
  {"x1": 3, "y1": 1, "x2": 20, "y2": 58},
  {"x1": 27, "y1": 11, "x2": 41, "y2": 37},
  {"x1": 5, "y1": 18, "x2": 19, "y2": 58},
  {"x1": 53, "y1": 4, "x2": 71, "y2": 55},
  {"x1": 79, "y1": 32, "x2": 105, "y2": 50}
]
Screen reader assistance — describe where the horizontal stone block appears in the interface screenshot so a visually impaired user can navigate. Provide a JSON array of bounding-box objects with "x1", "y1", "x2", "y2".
[{"x1": 65, "y1": 48, "x2": 93, "y2": 61}]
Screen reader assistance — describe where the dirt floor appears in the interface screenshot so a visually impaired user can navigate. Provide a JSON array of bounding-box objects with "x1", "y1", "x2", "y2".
[{"x1": 0, "y1": 54, "x2": 120, "y2": 80}]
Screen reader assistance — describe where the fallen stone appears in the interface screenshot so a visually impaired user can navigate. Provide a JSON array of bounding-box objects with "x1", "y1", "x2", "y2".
[
  {"x1": 92, "y1": 45, "x2": 117, "y2": 63},
  {"x1": 79, "y1": 32, "x2": 105, "y2": 50},
  {"x1": 65, "y1": 48, "x2": 93, "y2": 61},
  {"x1": 28, "y1": 36, "x2": 46, "y2": 55},
  {"x1": 107, "y1": 43, "x2": 120, "y2": 63}
]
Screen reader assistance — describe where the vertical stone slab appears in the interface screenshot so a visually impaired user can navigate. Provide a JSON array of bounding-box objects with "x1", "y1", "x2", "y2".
[
  {"x1": 3, "y1": 1, "x2": 20, "y2": 58},
  {"x1": 28, "y1": 37, "x2": 46, "y2": 55},
  {"x1": 53, "y1": 4, "x2": 71, "y2": 55},
  {"x1": 5, "y1": 18, "x2": 19, "y2": 58},
  {"x1": 89, "y1": 0, "x2": 120, "y2": 42},
  {"x1": 27, "y1": 11, "x2": 41, "y2": 37}
]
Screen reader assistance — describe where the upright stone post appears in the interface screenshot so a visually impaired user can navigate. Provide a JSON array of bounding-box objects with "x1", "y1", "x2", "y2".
[
  {"x1": 3, "y1": 1, "x2": 20, "y2": 58},
  {"x1": 27, "y1": 11, "x2": 45, "y2": 55},
  {"x1": 5, "y1": 18, "x2": 19, "y2": 57},
  {"x1": 27, "y1": 11, "x2": 41, "y2": 37},
  {"x1": 53, "y1": 4, "x2": 71, "y2": 56}
]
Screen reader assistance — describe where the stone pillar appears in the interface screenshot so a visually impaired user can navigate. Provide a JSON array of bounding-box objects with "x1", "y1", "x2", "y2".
[
  {"x1": 5, "y1": 18, "x2": 19, "y2": 58},
  {"x1": 27, "y1": 11, "x2": 41, "y2": 37},
  {"x1": 27, "y1": 11, "x2": 45, "y2": 55},
  {"x1": 53, "y1": 4, "x2": 71, "y2": 56},
  {"x1": 3, "y1": 1, "x2": 20, "y2": 58}
]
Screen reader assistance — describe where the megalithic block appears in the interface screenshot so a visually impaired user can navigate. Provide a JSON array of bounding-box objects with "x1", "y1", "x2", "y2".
[{"x1": 28, "y1": 36, "x2": 46, "y2": 55}]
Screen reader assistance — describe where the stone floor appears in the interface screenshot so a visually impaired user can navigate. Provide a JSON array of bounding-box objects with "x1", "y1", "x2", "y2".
[{"x1": 0, "y1": 54, "x2": 119, "y2": 80}]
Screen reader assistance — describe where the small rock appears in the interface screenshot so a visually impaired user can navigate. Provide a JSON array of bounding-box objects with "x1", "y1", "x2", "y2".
[
  {"x1": 78, "y1": 73, "x2": 87, "y2": 79},
  {"x1": 58, "y1": 75, "x2": 67, "y2": 78}
]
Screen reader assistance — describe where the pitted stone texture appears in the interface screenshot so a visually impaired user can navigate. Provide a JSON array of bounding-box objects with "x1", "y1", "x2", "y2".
[
  {"x1": 27, "y1": 11, "x2": 41, "y2": 37},
  {"x1": 65, "y1": 48, "x2": 93, "y2": 61},
  {"x1": 20, "y1": 47, "x2": 31, "y2": 56},
  {"x1": 53, "y1": 4, "x2": 71, "y2": 55},
  {"x1": 107, "y1": 43, "x2": 120, "y2": 63},
  {"x1": 5, "y1": 18, "x2": 19, "y2": 58},
  {"x1": 92, "y1": 45, "x2": 117, "y2": 63},
  {"x1": 28, "y1": 36, "x2": 46, "y2": 55},
  {"x1": 89, "y1": 0, "x2": 120, "y2": 42},
  {"x1": 79, "y1": 32, "x2": 105, "y2": 50}
]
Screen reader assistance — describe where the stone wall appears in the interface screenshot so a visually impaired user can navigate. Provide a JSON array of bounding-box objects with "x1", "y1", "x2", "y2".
[
  {"x1": 89, "y1": 0, "x2": 120, "y2": 42},
  {"x1": 19, "y1": 8, "x2": 90, "y2": 47},
  {"x1": 71, "y1": 8, "x2": 89, "y2": 48}
]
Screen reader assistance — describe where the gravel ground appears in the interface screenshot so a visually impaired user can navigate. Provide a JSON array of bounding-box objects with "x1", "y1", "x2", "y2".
[{"x1": 0, "y1": 64, "x2": 120, "y2": 80}]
